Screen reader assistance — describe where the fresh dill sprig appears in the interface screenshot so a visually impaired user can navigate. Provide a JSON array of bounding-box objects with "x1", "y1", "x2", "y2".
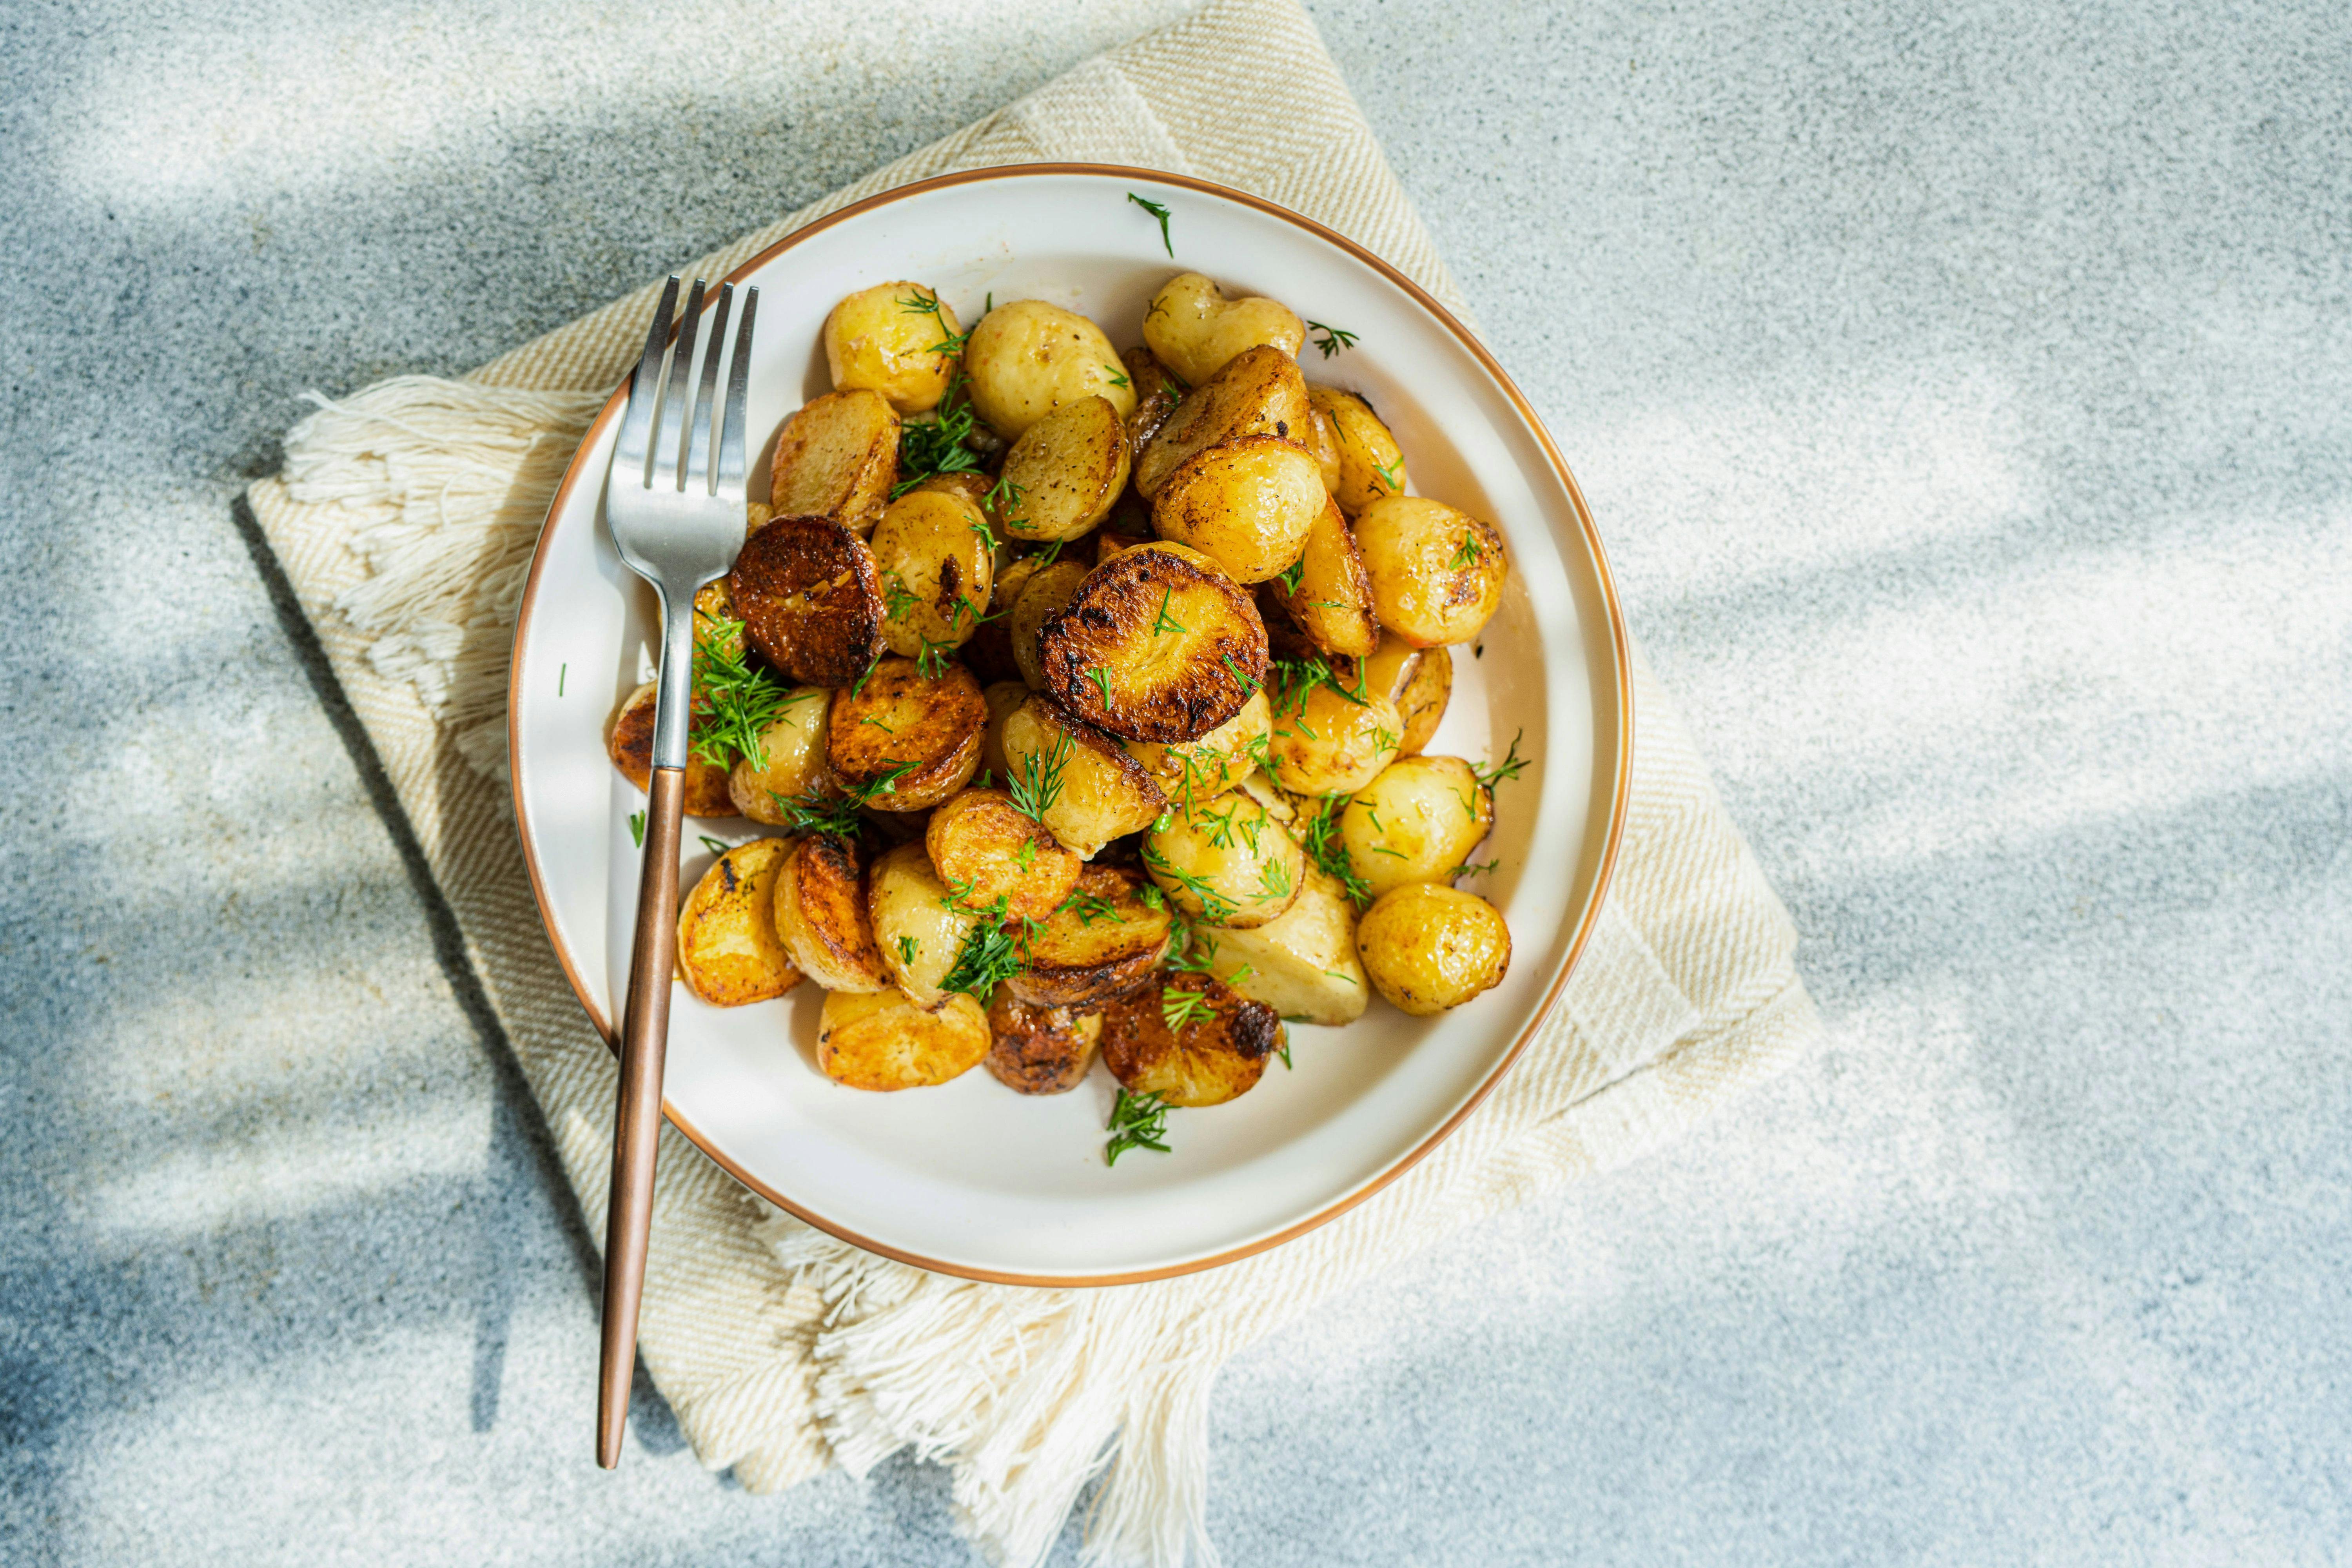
[
  {"x1": 914, "y1": 633, "x2": 960, "y2": 681},
  {"x1": 1305, "y1": 321, "x2": 1358, "y2": 358},
  {"x1": 1058, "y1": 887, "x2": 1125, "y2": 927},
  {"x1": 770, "y1": 758, "x2": 922, "y2": 839},
  {"x1": 1371, "y1": 454, "x2": 1404, "y2": 494},
  {"x1": 1219, "y1": 652, "x2": 1261, "y2": 699},
  {"x1": 1448, "y1": 532, "x2": 1484, "y2": 570},
  {"x1": 1470, "y1": 730, "x2": 1530, "y2": 790},
  {"x1": 1269, "y1": 653, "x2": 1368, "y2": 717},
  {"x1": 1127, "y1": 192, "x2": 1174, "y2": 256},
  {"x1": 893, "y1": 372, "x2": 989, "y2": 497},
  {"x1": 1142, "y1": 842, "x2": 1239, "y2": 920},
  {"x1": 1276, "y1": 557, "x2": 1307, "y2": 596},
  {"x1": 1104, "y1": 1088, "x2": 1172, "y2": 1165},
  {"x1": 1103, "y1": 364, "x2": 1131, "y2": 389},
  {"x1": 1450, "y1": 859, "x2": 1500, "y2": 880},
  {"x1": 897, "y1": 935, "x2": 921, "y2": 967},
  {"x1": 1086, "y1": 668, "x2": 1116, "y2": 709},
  {"x1": 1149, "y1": 589, "x2": 1185, "y2": 638},
  {"x1": 880, "y1": 572, "x2": 921, "y2": 621},
  {"x1": 1255, "y1": 857, "x2": 1293, "y2": 902},
  {"x1": 698, "y1": 835, "x2": 730, "y2": 857},
  {"x1": 628, "y1": 811, "x2": 646, "y2": 848},
  {"x1": 1161, "y1": 984, "x2": 1218, "y2": 1029},
  {"x1": 1299, "y1": 796, "x2": 1373, "y2": 910},
  {"x1": 1009, "y1": 732, "x2": 1074, "y2": 824},
  {"x1": 939, "y1": 913, "x2": 1027, "y2": 1000},
  {"x1": 690, "y1": 615, "x2": 806, "y2": 770},
  {"x1": 896, "y1": 290, "x2": 971, "y2": 357}
]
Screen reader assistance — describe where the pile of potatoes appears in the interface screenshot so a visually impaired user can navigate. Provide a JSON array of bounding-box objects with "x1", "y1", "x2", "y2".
[{"x1": 603, "y1": 270, "x2": 1519, "y2": 1121}]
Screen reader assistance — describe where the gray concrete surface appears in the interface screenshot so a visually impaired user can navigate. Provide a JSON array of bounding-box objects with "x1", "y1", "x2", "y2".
[{"x1": 4, "y1": 0, "x2": 2348, "y2": 1561}]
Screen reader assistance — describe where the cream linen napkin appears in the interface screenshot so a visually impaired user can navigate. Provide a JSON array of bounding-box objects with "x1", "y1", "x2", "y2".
[{"x1": 244, "y1": 0, "x2": 1824, "y2": 1561}]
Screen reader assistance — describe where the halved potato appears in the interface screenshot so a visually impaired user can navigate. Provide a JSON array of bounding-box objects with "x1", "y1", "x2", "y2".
[
  {"x1": 826, "y1": 658, "x2": 986, "y2": 810},
  {"x1": 768, "y1": 388, "x2": 901, "y2": 534},
  {"x1": 727, "y1": 689, "x2": 833, "y2": 822},
  {"x1": 871, "y1": 488, "x2": 995, "y2": 657},
  {"x1": 1121, "y1": 345, "x2": 1187, "y2": 452},
  {"x1": 979, "y1": 680, "x2": 1029, "y2": 783},
  {"x1": 1394, "y1": 644, "x2": 1452, "y2": 755},
  {"x1": 1303, "y1": 397, "x2": 1343, "y2": 493},
  {"x1": 867, "y1": 839, "x2": 982, "y2": 1007},
  {"x1": 728, "y1": 514, "x2": 887, "y2": 687},
  {"x1": 817, "y1": 987, "x2": 990, "y2": 1091},
  {"x1": 925, "y1": 787, "x2": 1082, "y2": 922},
  {"x1": 984, "y1": 991, "x2": 1103, "y2": 1095},
  {"x1": 1036, "y1": 542, "x2": 1269, "y2": 743},
  {"x1": 1267, "y1": 677, "x2": 1402, "y2": 797},
  {"x1": 1142, "y1": 789, "x2": 1304, "y2": 929},
  {"x1": 1307, "y1": 387, "x2": 1407, "y2": 516},
  {"x1": 1142, "y1": 272, "x2": 1307, "y2": 386},
  {"x1": 995, "y1": 395, "x2": 1129, "y2": 543},
  {"x1": 1355, "y1": 884, "x2": 1511, "y2": 1016},
  {"x1": 606, "y1": 682, "x2": 737, "y2": 817},
  {"x1": 675, "y1": 839, "x2": 801, "y2": 1006},
  {"x1": 1010, "y1": 559, "x2": 1092, "y2": 692},
  {"x1": 1262, "y1": 495, "x2": 1378, "y2": 655},
  {"x1": 822, "y1": 281, "x2": 961, "y2": 414},
  {"x1": 962, "y1": 299, "x2": 1136, "y2": 439},
  {"x1": 998, "y1": 695, "x2": 1167, "y2": 857},
  {"x1": 1099, "y1": 972, "x2": 1283, "y2": 1107},
  {"x1": 1198, "y1": 865, "x2": 1369, "y2": 1025},
  {"x1": 1123, "y1": 688, "x2": 1272, "y2": 810},
  {"x1": 1150, "y1": 436, "x2": 1323, "y2": 585},
  {"x1": 1352, "y1": 496, "x2": 1507, "y2": 648},
  {"x1": 1135, "y1": 345, "x2": 1311, "y2": 499},
  {"x1": 1339, "y1": 756, "x2": 1494, "y2": 901},
  {"x1": 771, "y1": 835, "x2": 888, "y2": 993},
  {"x1": 1009, "y1": 862, "x2": 1172, "y2": 1007}
]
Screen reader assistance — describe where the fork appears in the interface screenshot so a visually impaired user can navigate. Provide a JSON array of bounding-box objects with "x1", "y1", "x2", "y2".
[{"x1": 597, "y1": 274, "x2": 757, "y2": 1469}]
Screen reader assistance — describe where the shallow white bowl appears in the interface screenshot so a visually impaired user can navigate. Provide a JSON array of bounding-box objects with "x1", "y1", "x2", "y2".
[{"x1": 508, "y1": 166, "x2": 1630, "y2": 1285}]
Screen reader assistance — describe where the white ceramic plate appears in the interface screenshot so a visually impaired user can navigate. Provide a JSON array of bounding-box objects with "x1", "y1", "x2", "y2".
[{"x1": 509, "y1": 167, "x2": 1629, "y2": 1285}]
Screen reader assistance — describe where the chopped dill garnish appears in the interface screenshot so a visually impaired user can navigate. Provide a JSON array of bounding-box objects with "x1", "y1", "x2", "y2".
[
  {"x1": 1305, "y1": 321, "x2": 1358, "y2": 358},
  {"x1": 1448, "y1": 532, "x2": 1484, "y2": 570},
  {"x1": 1104, "y1": 1088, "x2": 1172, "y2": 1165},
  {"x1": 1220, "y1": 652, "x2": 1261, "y2": 699},
  {"x1": 1059, "y1": 887, "x2": 1125, "y2": 927},
  {"x1": 1161, "y1": 984, "x2": 1218, "y2": 1029},
  {"x1": 1471, "y1": 730, "x2": 1530, "y2": 789},
  {"x1": 1086, "y1": 668, "x2": 1116, "y2": 708},
  {"x1": 1149, "y1": 589, "x2": 1186, "y2": 638},
  {"x1": 698, "y1": 835, "x2": 729, "y2": 857},
  {"x1": 1299, "y1": 796, "x2": 1373, "y2": 910},
  {"x1": 1371, "y1": 454, "x2": 1404, "y2": 494},
  {"x1": 627, "y1": 811, "x2": 646, "y2": 848},
  {"x1": 1142, "y1": 843, "x2": 1238, "y2": 920},
  {"x1": 1103, "y1": 365, "x2": 1131, "y2": 389},
  {"x1": 939, "y1": 913, "x2": 1027, "y2": 1000},
  {"x1": 1008, "y1": 732, "x2": 1073, "y2": 824},
  {"x1": 896, "y1": 289, "x2": 971, "y2": 357},
  {"x1": 1127, "y1": 192, "x2": 1174, "y2": 256},
  {"x1": 881, "y1": 573, "x2": 921, "y2": 621},
  {"x1": 897, "y1": 935, "x2": 920, "y2": 966},
  {"x1": 1450, "y1": 859, "x2": 1499, "y2": 879},
  {"x1": 770, "y1": 758, "x2": 921, "y2": 839},
  {"x1": 1269, "y1": 653, "x2": 1368, "y2": 717},
  {"x1": 893, "y1": 372, "x2": 988, "y2": 497},
  {"x1": 690, "y1": 614, "x2": 809, "y2": 770},
  {"x1": 1256, "y1": 857, "x2": 1293, "y2": 901},
  {"x1": 1276, "y1": 557, "x2": 1307, "y2": 596}
]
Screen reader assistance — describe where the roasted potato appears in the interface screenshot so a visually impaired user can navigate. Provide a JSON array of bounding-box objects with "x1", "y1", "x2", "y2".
[
  {"x1": 1360, "y1": 630, "x2": 1423, "y2": 705},
  {"x1": 826, "y1": 658, "x2": 986, "y2": 811},
  {"x1": 925, "y1": 787, "x2": 1082, "y2": 922},
  {"x1": 867, "y1": 839, "x2": 983, "y2": 1007},
  {"x1": 961, "y1": 555, "x2": 1040, "y2": 685},
  {"x1": 1262, "y1": 495, "x2": 1378, "y2": 655},
  {"x1": 962, "y1": 299, "x2": 1136, "y2": 439},
  {"x1": 1150, "y1": 436, "x2": 1323, "y2": 585},
  {"x1": 1100, "y1": 971, "x2": 1282, "y2": 1107},
  {"x1": 1121, "y1": 346, "x2": 1187, "y2": 452},
  {"x1": 871, "y1": 488, "x2": 995, "y2": 657},
  {"x1": 771, "y1": 834, "x2": 889, "y2": 993},
  {"x1": 675, "y1": 839, "x2": 802, "y2": 1006},
  {"x1": 1339, "y1": 756, "x2": 1494, "y2": 901},
  {"x1": 817, "y1": 987, "x2": 991, "y2": 1091},
  {"x1": 1307, "y1": 387, "x2": 1408, "y2": 516},
  {"x1": 1009, "y1": 862, "x2": 1172, "y2": 1007},
  {"x1": 1355, "y1": 884, "x2": 1511, "y2": 1016},
  {"x1": 1303, "y1": 397, "x2": 1343, "y2": 493},
  {"x1": 1394, "y1": 644, "x2": 1452, "y2": 755},
  {"x1": 998, "y1": 695, "x2": 1166, "y2": 857},
  {"x1": 769, "y1": 388, "x2": 901, "y2": 534},
  {"x1": 1036, "y1": 543, "x2": 1269, "y2": 743},
  {"x1": 1142, "y1": 790, "x2": 1305, "y2": 929},
  {"x1": 1199, "y1": 865, "x2": 1369, "y2": 1025},
  {"x1": 1142, "y1": 272, "x2": 1307, "y2": 387},
  {"x1": 726, "y1": 689, "x2": 833, "y2": 822},
  {"x1": 1353, "y1": 496, "x2": 1508, "y2": 648},
  {"x1": 1010, "y1": 558, "x2": 1092, "y2": 692},
  {"x1": 1123, "y1": 688, "x2": 1272, "y2": 808},
  {"x1": 823, "y1": 281, "x2": 962, "y2": 414},
  {"x1": 1135, "y1": 345, "x2": 1311, "y2": 499},
  {"x1": 728, "y1": 514, "x2": 887, "y2": 687},
  {"x1": 1267, "y1": 679, "x2": 1402, "y2": 797},
  {"x1": 606, "y1": 682, "x2": 738, "y2": 817},
  {"x1": 979, "y1": 679, "x2": 1029, "y2": 782},
  {"x1": 994, "y1": 396, "x2": 1130, "y2": 543},
  {"x1": 984, "y1": 991, "x2": 1102, "y2": 1094},
  {"x1": 693, "y1": 577, "x2": 745, "y2": 661}
]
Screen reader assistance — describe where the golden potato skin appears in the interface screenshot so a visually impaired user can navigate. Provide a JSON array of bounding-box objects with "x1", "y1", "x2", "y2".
[
  {"x1": 817, "y1": 988, "x2": 991, "y2": 1091},
  {"x1": 962, "y1": 299, "x2": 1137, "y2": 439},
  {"x1": 606, "y1": 682, "x2": 738, "y2": 817},
  {"x1": 769, "y1": 388, "x2": 902, "y2": 534},
  {"x1": 871, "y1": 489, "x2": 995, "y2": 657},
  {"x1": 1121, "y1": 346, "x2": 1187, "y2": 452},
  {"x1": 1308, "y1": 387, "x2": 1408, "y2": 516},
  {"x1": 995, "y1": 396, "x2": 1131, "y2": 543},
  {"x1": 1123, "y1": 689, "x2": 1272, "y2": 808},
  {"x1": 728, "y1": 514, "x2": 887, "y2": 687},
  {"x1": 1135, "y1": 345, "x2": 1312, "y2": 499},
  {"x1": 1339, "y1": 756, "x2": 1494, "y2": 901},
  {"x1": 1394, "y1": 644, "x2": 1453, "y2": 755},
  {"x1": 1142, "y1": 272, "x2": 1307, "y2": 386},
  {"x1": 1353, "y1": 496, "x2": 1508, "y2": 648},
  {"x1": 998, "y1": 696, "x2": 1166, "y2": 858},
  {"x1": 1100, "y1": 972, "x2": 1282, "y2": 1107},
  {"x1": 1267, "y1": 681, "x2": 1401, "y2": 797},
  {"x1": 1010, "y1": 863, "x2": 1172, "y2": 1007},
  {"x1": 1360, "y1": 630, "x2": 1424, "y2": 705},
  {"x1": 1037, "y1": 542, "x2": 1269, "y2": 744},
  {"x1": 727, "y1": 690, "x2": 833, "y2": 822},
  {"x1": 825, "y1": 658, "x2": 986, "y2": 811},
  {"x1": 867, "y1": 840, "x2": 981, "y2": 1007},
  {"x1": 984, "y1": 991, "x2": 1102, "y2": 1094},
  {"x1": 1010, "y1": 559, "x2": 1092, "y2": 693},
  {"x1": 1303, "y1": 398, "x2": 1344, "y2": 492},
  {"x1": 771, "y1": 835, "x2": 889, "y2": 993},
  {"x1": 1142, "y1": 790, "x2": 1305, "y2": 929},
  {"x1": 1200, "y1": 866, "x2": 1369, "y2": 1025},
  {"x1": 925, "y1": 787, "x2": 1082, "y2": 922},
  {"x1": 823, "y1": 282, "x2": 962, "y2": 414},
  {"x1": 675, "y1": 839, "x2": 802, "y2": 1006},
  {"x1": 1355, "y1": 884, "x2": 1512, "y2": 1016},
  {"x1": 1263, "y1": 495, "x2": 1379, "y2": 656},
  {"x1": 1150, "y1": 436, "x2": 1325, "y2": 586}
]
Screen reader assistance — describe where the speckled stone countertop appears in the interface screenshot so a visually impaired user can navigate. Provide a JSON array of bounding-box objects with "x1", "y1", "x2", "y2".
[{"x1": 4, "y1": 1, "x2": 2347, "y2": 1562}]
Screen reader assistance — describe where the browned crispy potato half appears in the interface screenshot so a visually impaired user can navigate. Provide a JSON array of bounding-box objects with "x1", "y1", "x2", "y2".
[
  {"x1": 727, "y1": 688, "x2": 833, "y2": 822},
  {"x1": 1394, "y1": 644, "x2": 1452, "y2": 755},
  {"x1": 1149, "y1": 437, "x2": 1324, "y2": 586},
  {"x1": 1142, "y1": 272, "x2": 1307, "y2": 386},
  {"x1": 729, "y1": 514, "x2": 886, "y2": 687},
  {"x1": 1356, "y1": 884, "x2": 1511, "y2": 1016},
  {"x1": 675, "y1": 839, "x2": 801, "y2": 1006},
  {"x1": 1135, "y1": 345, "x2": 1311, "y2": 499},
  {"x1": 1123, "y1": 689, "x2": 1271, "y2": 806},
  {"x1": 1263, "y1": 495, "x2": 1378, "y2": 655},
  {"x1": 1303, "y1": 398, "x2": 1343, "y2": 492},
  {"x1": 1100, "y1": 971, "x2": 1282, "y2": 1107},
  {"x1": 1121, "y1": 346, "x2": 1186, "y2": 452},
  {"x1": 995, "y1": 396, "x2": 1130, "y2": 543},
  {"x1": 962, "y1": 299, "x2": 1136, "y2": 439},
  {"x1": 826, "y1": 658, "x2": 985, "y2": 811},
  {"x1": 979, "y1": 680, "x2": 1028, "y2": 782},
  {"x1": 871, "y1": 488, "x2": 995, "y2": 657},
  {"x1": 1267, "y1": 681, "x2": 1402, "y2": 797},
  {"x1": 1010, "y1": 862, "x2": 1173, "y2": 1007},
  {"x1": 817, "y1": 987, "x2": 990, "y2": 1091},
  {"x1": 1308, "y1": 387, "x2": 1408, "y2": 516},
  {"x1": 925, "y1": 787, "x2": 1082, "y2": 922},
  {"x1": 1201, "y1": 865, "x2": 1369, "y2": 1025},
  {"x1": 867, "y1": 839, "x2": 980, "y2": 1007},
  {"x1": 771, "y1": 835, "x2": 888, "y2": 992},
  {"x1": 823, "y1": 282, "x2": 960, "y2": 414},
  {"x1": 606, "y1": 682, "x2": 737, "y2": 817},
  {"x1": 1011, "y1": 559, "x2": 1092, "y2": 692},
  {"x1": 1339, "y1": 756, "x2": 1493, "y2": 901},
  {"x1": 984, "y1": 991, "x2": 1103, "y2": 1095},
  {"x1": 1142, "y1": 789, "x2": 1304, "y2": 929},
  {"x1": 998, "y1": 695, "x2": 1167, "y2": 858},
  {"x1": 1354, "y1": 496, "x2": 1508, "y2": 648},
  {"x1": 1037, "y1": 543, "x2": 1269, "y2": 744},
  {"x1": 769, "y1": 388, "x2": 900, "y2": 534}
]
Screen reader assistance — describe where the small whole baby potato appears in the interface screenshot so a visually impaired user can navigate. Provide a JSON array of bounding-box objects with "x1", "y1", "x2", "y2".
[
  {"x1": 1307, "y1": 387, "x2": 1408, "y2": 516},
  {"x1": 1142, "y1": 272, "x2": 1307, "y2": 387},
  {"x1": 998, "y1": 695, "x2": 1167, "y2": 858},
  {"x1": 769, "y1": 389, "x2": 903, "y2": 535},
  {"x1": 606, "y1": 682, "x2": 737, "y2": 817},
  {"x1": 1263, "y1": 495, "x2": 1378, "y2": 657},
  {"x1": 925, "y1": 786, "x2": 1082, "y2": 922},
  {"x1": 1010, "y1": 559, "x2": 1093, "y2": 693},
  {"x1": 867, "y1": 840, "x2": 982, "y2": 1007},
  {"x1": 1339, "y1": 755, "x2": 1494, "y2": 902},
  {"x1": 817, "y1": 987, "x2": 991, "y2": 1091},
  {"x1": 1355, "y1": 884, "x2": 1512, "y2": 1016},
  {"x1": 825, "y1": 658, "x2": 987, "y2": 811},
  {"x1": 822, "y1": 281, "x2": 962, "y2": 414},
  {"x1": 1100, "y1": 971, "x2": 1283, "y2": 1107},
  {"x1": 995, "y1": 395, "x2": 1131, "y2": 543},
  {"x1": 962, "y1": 299, "x2": 1137, "y2": 440},
  {"x1": 1394, "y1": 644, "x2": 1453, "y2": 755},
  {"x1": 771, "y1": 834, "x2": 888, "y2": 993},
  {"x1": 1142, "y1": 789, "x2": 1305, "y2": 929},
  {"x1": 675, "y1": 839, "x2": 802, "y2": 1006},
  {"x1": 1267, "y1": 680, "x2": 1402, "y2": 797},
  {"x1": 727, "y1": 688, "x2": 833, "y2": 822},
  {"x1": 1121, "y1": 346, "x2": 1187, "y2": 452},
  {"x1": 1135, "y1": 345, "x2": 1311, "y2": 499},
  {"x1": 1123, "y1": 688, "x2": 1272, "y2": 807},
  {"x1": 1354, "y1": 496, "x2": 1507, "y2": 648},
  {"x1": 871, "y1": 488, "x2": 995, "y2": 658},
  {"x1": 984, "y1": 991, "x2": 1103, "y2": 1095},
  {"x1": 1151, "y1": 436, "x2": 1325, "y2": 585}
]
